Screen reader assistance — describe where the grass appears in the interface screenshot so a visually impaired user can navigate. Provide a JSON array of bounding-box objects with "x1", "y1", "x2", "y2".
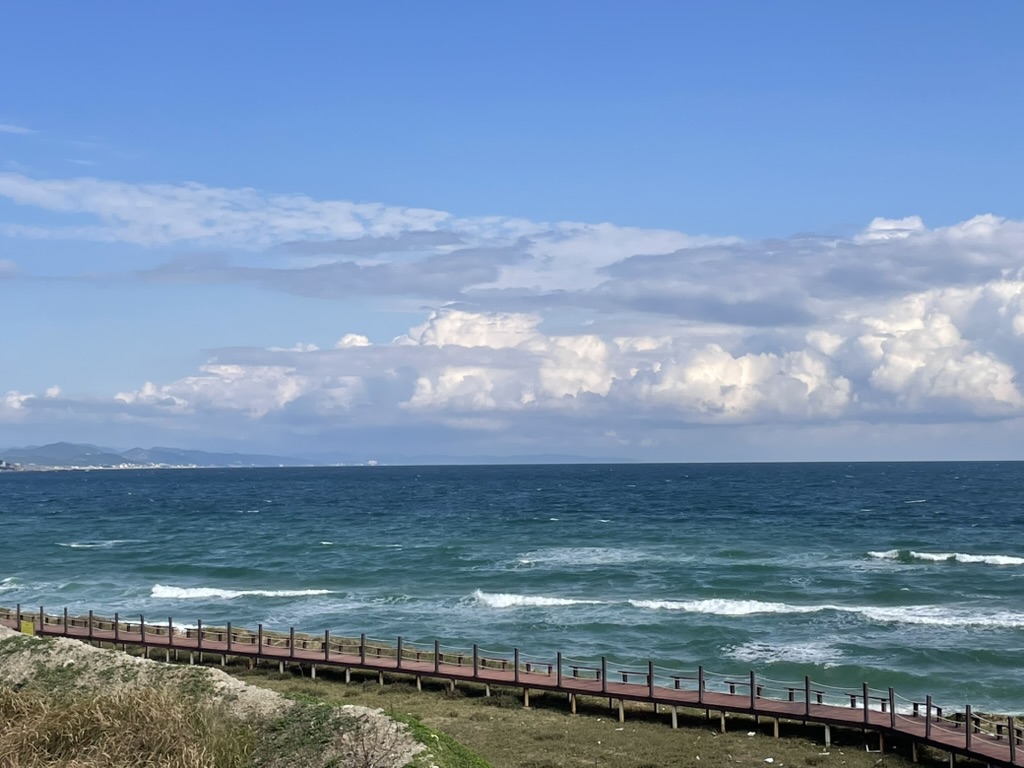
[
  {"x1": 0, "y1": 684, "x2": 254, "y2": 768},
  {"x1": 228, "y1": 664, "x2": 989, "y2": 768}
]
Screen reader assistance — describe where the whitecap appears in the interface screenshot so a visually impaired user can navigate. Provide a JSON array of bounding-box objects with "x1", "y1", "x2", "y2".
[
  {"x1": 57, "y1": 540, "x2": 139, "y2": 549},
  {"x1": 727, "y1": 640, "x2": 843, "y2": 666},
  {"x1": 629, "y1": 598, "x2": 823, "y2": 615},
  {"x1": 151, "y1": 584, "x2": 335, "y2": 600},
  {"x1": 472, "y1": 589, "x2": 604, "y2": 608}
]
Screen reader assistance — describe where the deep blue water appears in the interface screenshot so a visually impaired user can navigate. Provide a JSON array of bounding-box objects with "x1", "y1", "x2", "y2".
[{"x1": 1, "y1": 463, "x2": 1022, "y2": 711}]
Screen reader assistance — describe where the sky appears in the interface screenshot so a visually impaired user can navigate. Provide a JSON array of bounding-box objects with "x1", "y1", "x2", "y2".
[{"x1": 2, "y1": 1, "x2": 1024, "y2": 462}]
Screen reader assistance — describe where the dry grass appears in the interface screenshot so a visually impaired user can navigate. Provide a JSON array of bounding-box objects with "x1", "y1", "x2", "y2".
[
  {"x1": 231, "y1": 665, "x2": 989, "y2": 768},
  {"x1": 0, "y1": 684, "x2": 254, "y2": 768}
]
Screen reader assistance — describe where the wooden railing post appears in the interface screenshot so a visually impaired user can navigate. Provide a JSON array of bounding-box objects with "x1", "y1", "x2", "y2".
[
  {"x1": 196, "y1": 619, "x2": 203, "y2": 651},
  {"x1": 15, "y1": 604, "x2": 20, "y2": 628},
  {"x1": 435, "y1": 640, "x2": 441, "y2": 674},
  {"x1": 359, "y1": 633, "x2": 366, "y2": 664},
  {"x1": 1007, "y1": 716, "x2": 1016, "y2": 765},
  {"x1": 472, "y1": 644, "x2": 478, "y2": 677},
  {"x1": 863, "y1": 683, "x2": 870, "y2": 724},
  {"x1": 926, "y1": 695, "x2": 932, "y2": 739},
  {"x1": 227, "y1": 622, "x2": 232, "y2": 652},
  {"x1": 398, "y1": 637, "x2": 404, "y2": 670},
  {"x1": 140, "y1": 614, "x2": 145, "y2": 644},
  {"x1": 114, "y1": 611, "x2": 119, "y2": 642},
  {"x1": 63, "y1": 607, "x2": 69, "y2": 636},
  {"x1": 39, "y1": 606, "x2": 44, "y2": 633},
  {"x1": 698, "y1": 666, "x2": 705, "y2": 705},
  {"x1": 323, "y1": 630, "x2": 330, "y2": 661},
  {"x1": 513, "y1": 648, "x2": 520, "y2": 683},
  {"x1": 888, "y1": 688, "x2": 896, "y2": 729},
  {"x1": 965, "y1": 704, "x2": 972, "y2": 750},
  {"x1": 750, "y1": 670, "x2": 757, "y2": 710},
  {"x1": 649, "y1": 661, "x2": 656, "y2": 698},
  {"x1": 289, "y1": 627, "x2": 295, "y2": 658},
  {"x1": 257, "y1": 623, "x2": 263, "y2": 655},
  {"x1": 601, "y1": 657, "x2": 607, "y2": 694},
  {"x1": 557, "y1": 652, "x2": 563, "y2": 687},
  {"x1": 168, "y1": 616, "x2": 173, "y2": 642},
  {"x1": 804, "y1": 676, "x2": 812, "y2": 717}
]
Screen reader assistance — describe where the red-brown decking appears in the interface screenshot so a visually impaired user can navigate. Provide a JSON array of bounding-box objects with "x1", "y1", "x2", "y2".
[{"x1": 1, "y1": 606, "x2": 1019, "y2": 767}]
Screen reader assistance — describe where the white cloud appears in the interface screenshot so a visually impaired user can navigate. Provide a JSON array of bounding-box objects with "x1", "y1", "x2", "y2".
[
  {"x1": 4, "y1": 170, "x2": 1024, "y2": 456},
  {"x1": 0, "y1": 123, "x2": 34, "y2": 135}
]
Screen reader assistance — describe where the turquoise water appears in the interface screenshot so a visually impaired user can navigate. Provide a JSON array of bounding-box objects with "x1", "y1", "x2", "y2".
[{"x1": 1, "y1": 463, "x2": 1022, "y2": 712}]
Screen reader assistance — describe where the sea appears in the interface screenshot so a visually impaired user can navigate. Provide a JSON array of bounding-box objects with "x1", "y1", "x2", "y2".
[{"x1": 1, "y1": 462, "x2": 1022, "y2": 713}]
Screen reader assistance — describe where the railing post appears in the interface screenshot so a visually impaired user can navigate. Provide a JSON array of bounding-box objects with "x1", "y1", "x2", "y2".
[
  {"x1": 514, "y1": 648, "x2": 520, "y2": 683},
  {"x1": 63, "y1": 607, "x2": 69, "y2": 636},
  {"x1": 1007, "y1": 716, "x2": 1015, "y2": 765},
  {"x1": 926, "y1": 695, "x2": 933, "y2": 739},
  {"x1": 398, "y1": 637, "x2": 404, "y2": 670},
  {"x1": 888, "y1": 687, "x2": 896, "y2": 729},
  {"x1": 601, "y1": 657, "x2": 607, "y2": 694},
  {"x1": 863, "y1": 683, "x2": 870, "y2": 724},
  {"x1": 15, "y1": 603, "x2": 20, "y2": 628},
  {"x1": 359, "y1": 633, "x2": 366, "y2": 664},
  {"x1": 557, "y1": 652, "x2": 563, "y2": 687},
  {"x1": 289, "y1": 627, "x2": 295, "y2": 658},
  {"x1": 196, "y1": 619, "x2": 202, "y2": 651},
  {"x1": 698, "y1": 666, "x2": 705, "y2": 705},
  {"x1": 39, "y1": 606, "x2": 44, "y2": 633},
  {"x1": 140, "y1": 614, "x2": 145, "y2": 644},
  {"x1": 227, "y1": 622, "x2": 232, "y2": 652},
  {"x1": 472, "y1": 644, "x2": 478, "y2": 677},
  {"x1": 114, "y1": 611, "x2": 119, "y2": 642},
  {"x1": 323, "y1": 630, "x2": 330, "y2": 661},
  {"x1": 435, "y1": 640, "x2": 441, "y2": 673},
  {"x1": 257, "y1": 623, "x2": 263, "y2": 655},
  {"x1": 750, "y1": 670, "x2": 757, "y2": 710},
  {"x1": 965, "y1": 704, "x2": 972, "y2": 750},
  {"x1": 804, "y1": 676, "x2": 812, "y2": 717},
  {"x1": 649, "y1": 661, "x2": 656, "y2": 698}
]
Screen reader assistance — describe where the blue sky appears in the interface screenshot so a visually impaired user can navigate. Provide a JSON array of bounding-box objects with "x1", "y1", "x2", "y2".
[{"x1": 2, "y1": 2, "x2": 1024, "y2": 461}]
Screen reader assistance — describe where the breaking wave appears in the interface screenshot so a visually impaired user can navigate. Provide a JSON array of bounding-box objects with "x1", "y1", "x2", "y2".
[
  {"x1": 868, "y1": 550, "x2": 1024, "y2": 566},
  {"x1": 151, "y1": 584, "x2": 335, "y2": 600}
]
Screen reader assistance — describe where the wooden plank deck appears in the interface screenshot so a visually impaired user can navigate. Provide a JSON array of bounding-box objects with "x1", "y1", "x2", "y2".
[{"x1": 1, "y1": 607, "x2": 1019, "y2": 767}]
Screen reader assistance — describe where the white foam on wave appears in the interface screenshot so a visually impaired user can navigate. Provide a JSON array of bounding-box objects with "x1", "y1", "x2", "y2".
[
  {"x1": 630, "y1": 598, "x2": 824, "y2": 615},
  {"x1": 516, "y1": 546, "x2": 657, "y2": 568},
  {"x1": 630, "y1": 597, "x2": 1024, "y2": 628},
  {"x1": 867, "y1": 549, "x2": 900, "y2": 560},
  {"x1": 151, "y1": 584, "x2": 335, "y2": 600},
  {"x1": 0, "y1": 577, "x2": 17, "y2": 592},
  {"x1": 473, "y1": 589, "x2": 605, "y2": 608},
  {"x1": 868, "y1": 550, "x2": 1024, "y2": 566},
  {"x1": 727, "y1": 640, "x2": 843, "y2": 666},
  {"x1": 57, "y1": 540, "x2": 139, "y2": 549}
]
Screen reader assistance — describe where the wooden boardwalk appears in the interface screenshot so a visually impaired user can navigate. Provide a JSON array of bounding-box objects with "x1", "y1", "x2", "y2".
[{"x1": 1, "y1": 606, "x2": 1020, "y2": 767}]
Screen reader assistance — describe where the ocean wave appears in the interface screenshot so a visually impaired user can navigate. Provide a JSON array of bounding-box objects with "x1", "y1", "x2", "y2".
[
  {"x1": 57, "y1": 540, "x2": 140, "y2": 549},
  {"x1": 151, "y1": 584, "x2": 335, "y2": 600},
  {"x1": 630, "y1": 597, "x2": 1024, "y2": 628},
  {"x1": 515, "y1": 547, "x2": 665, "y2": 568},
  {"x1": 726, "y1": 640, "x2": 843, "y2": 666},
  {"x1": 472, "y1": 589, "x2": 605, "y2": 608},
  {"x1": 868, "y1": 549, "x2": 1024, "y2": 566},
  {"x1": 629, "y1": 598, "x2": 824, "y2": 615}
]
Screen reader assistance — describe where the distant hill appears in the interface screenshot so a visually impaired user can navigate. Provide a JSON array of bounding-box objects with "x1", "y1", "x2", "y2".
[{"x1": 0, "y1": 442, "x2": 312, "y2": 469}]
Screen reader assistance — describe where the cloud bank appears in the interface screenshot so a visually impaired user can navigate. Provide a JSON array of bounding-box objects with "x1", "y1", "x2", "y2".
[{"x1": 3, "y1": 173, "x2": 1023, "y2": 458}]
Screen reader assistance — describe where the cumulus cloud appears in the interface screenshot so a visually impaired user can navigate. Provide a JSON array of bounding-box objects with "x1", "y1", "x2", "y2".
[{"x1": 4, "y1": 171, "x2": 1024, "y2": 456}]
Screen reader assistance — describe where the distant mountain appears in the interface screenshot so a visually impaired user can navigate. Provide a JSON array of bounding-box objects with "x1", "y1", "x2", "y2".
[{"x1": 0, "y1": 442, "x2": 312, "y2": 469}]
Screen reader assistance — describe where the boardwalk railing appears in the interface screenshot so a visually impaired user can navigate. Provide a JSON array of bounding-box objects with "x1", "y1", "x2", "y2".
[{"x1": 1, "y1": 605, "x2": 1019, "y2": 768}]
